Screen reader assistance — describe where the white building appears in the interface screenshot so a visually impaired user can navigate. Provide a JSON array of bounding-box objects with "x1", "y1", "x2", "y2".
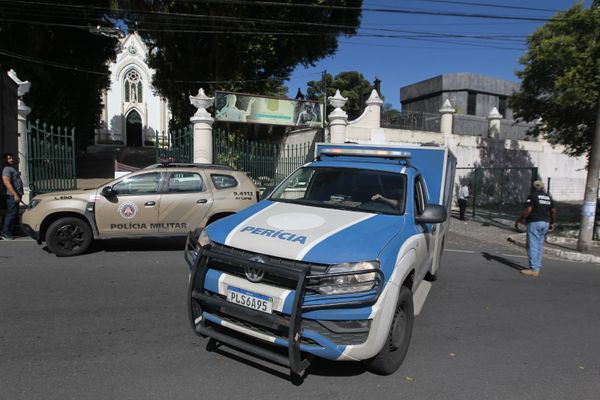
[{"x1": 96, "y1": 32, "x2": 170, "y2": 146}]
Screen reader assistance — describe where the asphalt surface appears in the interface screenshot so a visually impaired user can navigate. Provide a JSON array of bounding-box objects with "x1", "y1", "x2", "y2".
[{"x1": 1, "y1": 233, "x2": 599, "y2": 400}]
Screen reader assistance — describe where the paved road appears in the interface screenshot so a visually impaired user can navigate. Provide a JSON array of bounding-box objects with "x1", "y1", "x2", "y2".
[{"x1": 1, "y1": 234, "x2": 599, "y2": 400}]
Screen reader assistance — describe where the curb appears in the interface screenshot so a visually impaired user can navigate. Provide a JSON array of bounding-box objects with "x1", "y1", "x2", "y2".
[{"x1": 507, "y1": 233, "x2": 600, "y2": 264}]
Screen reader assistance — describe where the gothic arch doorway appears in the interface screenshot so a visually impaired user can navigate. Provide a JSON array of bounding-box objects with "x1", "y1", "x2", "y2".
[{"x1": 126, "y1": 110, "x2": 142, "y2": 147}]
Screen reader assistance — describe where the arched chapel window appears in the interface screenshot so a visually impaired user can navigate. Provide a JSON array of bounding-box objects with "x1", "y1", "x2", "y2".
[{"x1": 124, "y1": 69, "x2": 143, "y2": 103}]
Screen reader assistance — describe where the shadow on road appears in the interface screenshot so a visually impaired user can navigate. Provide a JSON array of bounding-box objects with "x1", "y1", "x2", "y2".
[
  {"x1": 90, "y1": 237, "x2": 187, "y2": 253},
  {"x1": 481, "y1": 251, "x2": 526, "y2": 271},
  {"x1": 204, "y1": 337, "x2": 368, "y2": 385}
]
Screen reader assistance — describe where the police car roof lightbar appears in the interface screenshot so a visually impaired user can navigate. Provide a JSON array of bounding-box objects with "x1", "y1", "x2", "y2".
[{"x1": 320, "y1": 148, "x2": 412, "y2": 159}]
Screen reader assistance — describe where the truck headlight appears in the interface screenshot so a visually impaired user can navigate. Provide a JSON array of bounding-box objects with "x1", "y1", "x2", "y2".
[{"x1": 317, "y1": 261, "x2": 380, "y2": 295}]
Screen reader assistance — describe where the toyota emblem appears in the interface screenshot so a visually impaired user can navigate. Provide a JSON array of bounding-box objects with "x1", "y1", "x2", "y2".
[{"x1": 246, "y1": 256, "x2": 266, "y2": 282}]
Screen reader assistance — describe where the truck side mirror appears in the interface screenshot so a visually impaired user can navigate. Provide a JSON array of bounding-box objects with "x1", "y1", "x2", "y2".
[
  {"x1": 415, "y1": 204, "x2": 447, "y2": 224},
  {"x1": 101, "y1": 186, "x2": 116, "y2": 198}
]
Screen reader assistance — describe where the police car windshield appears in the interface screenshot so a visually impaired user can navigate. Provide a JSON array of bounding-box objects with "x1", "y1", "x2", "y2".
[{"x1": 270, "y1": 167, "x2": 406, "y2": 214}]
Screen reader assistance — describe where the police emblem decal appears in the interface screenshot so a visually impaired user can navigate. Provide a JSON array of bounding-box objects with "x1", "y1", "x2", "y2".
[
  {"x1": 118, "y1": 201, "x2": 138, "y2": 219},
  {"x1": 245, "y1": 256, "x2": 266, "y2": 282}
]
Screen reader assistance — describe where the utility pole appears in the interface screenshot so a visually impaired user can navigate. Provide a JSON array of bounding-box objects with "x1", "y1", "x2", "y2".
[
  {"x1": 322, "y1": 70, "x2": 328, "y2": 113},
  {"x1": 577, "y1": 88, "x2": 600, "y2": 252}
]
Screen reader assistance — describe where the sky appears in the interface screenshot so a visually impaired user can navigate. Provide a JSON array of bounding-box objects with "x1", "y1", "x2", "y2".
[{"x1": 285, "y1": 0, "x2": 591, "y2": 110}]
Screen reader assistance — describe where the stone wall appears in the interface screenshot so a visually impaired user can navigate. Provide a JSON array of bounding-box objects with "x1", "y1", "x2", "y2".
[{"x1": 334, "y1": 90, "x2": 586, "y2": 202}]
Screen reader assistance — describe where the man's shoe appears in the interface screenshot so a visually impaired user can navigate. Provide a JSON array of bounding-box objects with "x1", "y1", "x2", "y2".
[
  {"x1": 520, "y1": 269, "x2": 540, "y2": 277},
  {"x1": 0, "y1": 234, "x2": 14, "y2": 240}
]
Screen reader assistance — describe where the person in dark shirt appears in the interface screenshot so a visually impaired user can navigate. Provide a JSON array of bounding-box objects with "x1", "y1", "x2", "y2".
[
  {"x1": 514, "y1": 180, "x2": 557, "y2": 277},
  {"x1": 1, "y1": 152, "x2": 24, "y2": 240}
]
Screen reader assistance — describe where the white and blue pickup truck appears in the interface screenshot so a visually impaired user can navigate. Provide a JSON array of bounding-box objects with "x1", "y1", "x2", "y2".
[{"x1": 185, "y1": 143, "x2": 456, "y2": 377}]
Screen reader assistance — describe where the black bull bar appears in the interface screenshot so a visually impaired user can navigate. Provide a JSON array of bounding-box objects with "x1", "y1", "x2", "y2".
[{"x1": 184, "y1": 232, "x2": 384, "y2": 376}]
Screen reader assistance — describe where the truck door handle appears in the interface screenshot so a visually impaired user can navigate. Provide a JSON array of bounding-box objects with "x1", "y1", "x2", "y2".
[
  {"x1": 197, "y1": 199, "x2": 208, "y2": 204},
  {"x1": 144, "y1": 201, "x2": 156, "y2": 206}
]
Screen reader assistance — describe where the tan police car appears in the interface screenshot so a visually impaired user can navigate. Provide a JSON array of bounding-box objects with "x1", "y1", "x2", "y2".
[{"x1": 21, "y1": 163, "x2": 259, "y2": 257}]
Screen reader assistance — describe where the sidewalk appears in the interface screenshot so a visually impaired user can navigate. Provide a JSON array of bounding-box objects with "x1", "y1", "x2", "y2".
[{"x1": 449, "y1": 211, "x2": 600, "y2": 264}]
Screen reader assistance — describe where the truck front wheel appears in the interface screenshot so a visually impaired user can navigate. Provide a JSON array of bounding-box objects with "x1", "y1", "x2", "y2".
[
  {"x1": 365, "y1": 285, "x2": 414, "y2": 375},
  {"x1": 46, "y1": 217, "x2": 93, "y2": 257}
]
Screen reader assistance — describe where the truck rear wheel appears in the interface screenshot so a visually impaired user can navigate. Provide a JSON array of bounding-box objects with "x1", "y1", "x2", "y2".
[
  {"x1": 46, "y1": 217, "x2": 93, "y2": 257},
  {"x1": 364, "y1": 285, "x2": 414, "y2": 375}
]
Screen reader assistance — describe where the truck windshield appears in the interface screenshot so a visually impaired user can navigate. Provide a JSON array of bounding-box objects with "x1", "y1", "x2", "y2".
[{"x1": 269, "y1": 167, "x2": 406, "y2": 214}]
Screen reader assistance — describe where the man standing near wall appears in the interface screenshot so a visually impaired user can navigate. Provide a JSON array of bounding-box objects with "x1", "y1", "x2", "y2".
[
  {"x1": 515, "y1": 180, "x2": 557, "y2": 277},
  {"x1": 1, "y1": 152, "x2": 23, "y2": 240}
]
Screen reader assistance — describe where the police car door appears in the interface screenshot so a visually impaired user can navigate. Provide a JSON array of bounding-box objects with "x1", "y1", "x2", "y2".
[
  {"x1": 158, "y1": 171, "x2": 213, "y2": 234},
  {"x1": 95, "y1": 171, "x2": 162, "y2": 236},
  {"x1": 413, "y1": 176, "x2": 432, "y2": 282}
]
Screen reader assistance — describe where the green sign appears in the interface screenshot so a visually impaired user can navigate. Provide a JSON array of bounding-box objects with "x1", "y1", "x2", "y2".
[{"x1": 215, "y1": 91, "x2": 323, "y2": 127}]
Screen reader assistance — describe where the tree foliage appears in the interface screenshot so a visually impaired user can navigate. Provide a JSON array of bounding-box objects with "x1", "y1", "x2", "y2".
[
  {"x1": 508, "y1": 2, "x2": 600, "y2": 157},
  {"x1": 0, "y1": 1, "x2": 119, "y2": 150},
  {"x1": 306, "y1": 71, "x2": 373, "y2": 120},
  {"x1": 0, "y1": 0, "x2": 362, "y2": 144},
  {"x1": 129, "y1": 0, "x2": 363, "y2": 127}
]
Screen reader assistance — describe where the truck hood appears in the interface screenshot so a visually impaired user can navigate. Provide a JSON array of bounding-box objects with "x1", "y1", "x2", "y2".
[{"x1": 207, "y1": 201, "x2": 405, "y2": 264}]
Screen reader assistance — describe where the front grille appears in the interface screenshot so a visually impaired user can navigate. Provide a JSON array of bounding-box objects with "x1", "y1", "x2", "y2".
[{"x1": 209, "y1": 243, "x2": 329, "y2": 292}]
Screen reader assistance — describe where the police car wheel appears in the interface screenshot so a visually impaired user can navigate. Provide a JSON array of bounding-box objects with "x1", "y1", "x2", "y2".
[
  {"x1": 365, "y1": 285, "x2": 414, "y2": 375},
  {"x1": 46, "y1": 217, "x2": 93, "y2": 257}
]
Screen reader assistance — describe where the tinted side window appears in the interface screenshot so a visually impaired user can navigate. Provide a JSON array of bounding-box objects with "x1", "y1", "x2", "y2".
[
  {"x1": 168, "y1": 172, "x2": 204, "y2": 193},
  {"x1": 211, "y1": 174, "x2": 238, "y2": 189},
  {"x1": 113, "y1": 172, "x2": 161, "y2": 195}
]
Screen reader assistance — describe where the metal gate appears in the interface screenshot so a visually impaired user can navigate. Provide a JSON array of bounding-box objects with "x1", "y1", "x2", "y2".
[
  {"x1": 456, "y1": 166, "x2": 539, "y2": 218},
  {"x1": 27, "y1": 120, "x2": 76, "y2": 195},
  {"x1": 155, "y1": 126, "x2": 193, "y2": 163},
  {"x1": 213, "y1": 129, "x2": 313, "y2": 187}
]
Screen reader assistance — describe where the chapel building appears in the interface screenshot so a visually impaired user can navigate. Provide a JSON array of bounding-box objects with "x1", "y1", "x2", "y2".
[{"x1": 96, "y1": 32, "x2": 171, "y2": 147}]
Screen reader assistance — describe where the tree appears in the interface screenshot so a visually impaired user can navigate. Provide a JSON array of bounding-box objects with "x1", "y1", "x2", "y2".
[
  {"x1": 381, "y1": 102, "x2": 401, "y2": 124},
  {"x1": 0, "y1": 0, "x2": 362, "y2": 144},
  {"x1": 508, "y1": 2, "x2": 600, "y2": 252},
  {"x1": 127, "y1": 0, "x2": 363, "y2": 127},
  {"x1": 508, "y1": 3, "x2": 600, "y2": 157},
  {"x1": 0, "y1": 1, "x2": 120, "y2": 150},
  {"x1": 306, "y1": 71, "x2": 374, "y2": 120}
]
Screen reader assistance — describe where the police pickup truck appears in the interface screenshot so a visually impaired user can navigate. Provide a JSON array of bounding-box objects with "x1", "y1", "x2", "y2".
[{"x1": 185, "y1": 143, "x2": 456, "y2": 377}]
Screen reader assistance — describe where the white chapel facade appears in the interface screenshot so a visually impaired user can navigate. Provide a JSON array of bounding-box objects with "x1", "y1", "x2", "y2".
[{"x1": 96, "y1": 32, "x2": 170, "y2": 146}]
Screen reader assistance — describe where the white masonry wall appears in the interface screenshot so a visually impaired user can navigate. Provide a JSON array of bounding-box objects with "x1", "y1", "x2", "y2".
[{"x1": 338, "y1": 91, "x2": 586, "y2": 202}]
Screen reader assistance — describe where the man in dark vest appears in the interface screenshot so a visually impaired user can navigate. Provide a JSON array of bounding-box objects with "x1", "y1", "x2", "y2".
[{"x1": 515, "y1": 180, "x2": 557, "y2": 277}]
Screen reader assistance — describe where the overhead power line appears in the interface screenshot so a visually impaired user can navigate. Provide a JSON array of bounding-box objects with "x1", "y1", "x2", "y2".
[
  {"x1": 412, "y1": 0, "x2": 559, "y2": 13},
  {"x1": 0, "y1": 0, "x2": 563, "y2": 24},
  {"x1": 0, "y1": 48, "x2": 110, "y2": 76}
]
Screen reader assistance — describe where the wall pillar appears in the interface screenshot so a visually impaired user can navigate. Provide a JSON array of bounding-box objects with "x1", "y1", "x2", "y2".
[
  {"x1": 487, "y1": 107, "x2": 502, "y2": 139},
  {"x1": 439, "y1": 99, "x2": 455, "y2": 137},
  {"x1": 189, "y1": 88, "x2": 214, "y2": 163},
  {"x1": 328, "y1": 90, "x2": 348, "y2": 143},
  {"x1": 8, "y1": 70, "x2": 32, "y2": 204}
]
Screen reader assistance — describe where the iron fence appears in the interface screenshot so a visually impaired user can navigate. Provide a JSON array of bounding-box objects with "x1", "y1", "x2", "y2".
[
  {"x1": 456, "y1": 166, "x2": 539, "y2": 219},
  {"x1": 381, "y1": 111, "x2": 441, "y2": 132},
  {"x1": 155, "y1": 126, "x2": 193, "y2": 163},
  {"x1": 213, "y1": 129, "x2": 313, "y2": 187},
  {"x1": 27, "y1": 120, "x2": 76, "y2": 195}
]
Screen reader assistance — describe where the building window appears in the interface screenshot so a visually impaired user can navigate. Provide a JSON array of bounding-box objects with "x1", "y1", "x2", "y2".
[
  {"x1": 498, "y1": 96, "x2": 507, "y2": 118},
  {"x1": 124, "y1": 69, "x2": 142, "y2": 103},
  {"x1": 467, "y1": 92, "x2": 476, "y2": 115}
]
